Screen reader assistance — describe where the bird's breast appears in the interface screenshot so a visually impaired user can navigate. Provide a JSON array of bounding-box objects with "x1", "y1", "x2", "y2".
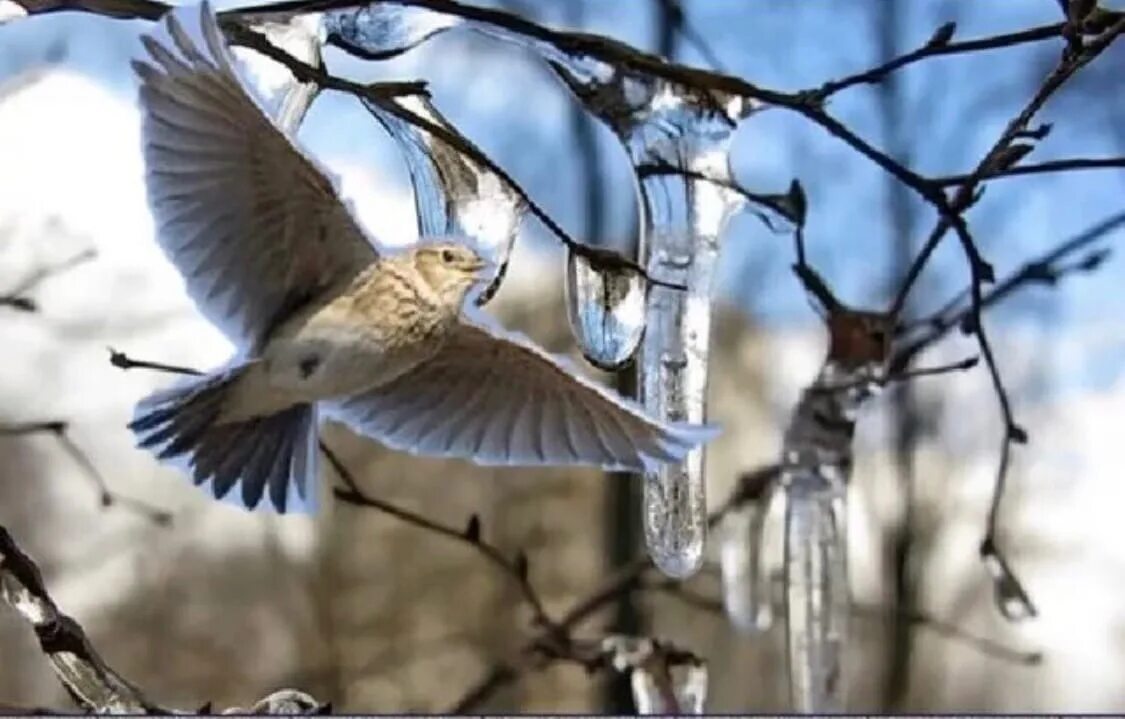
[{"x1": 259, "y1": 296, "x2": 451, "y2": 403}]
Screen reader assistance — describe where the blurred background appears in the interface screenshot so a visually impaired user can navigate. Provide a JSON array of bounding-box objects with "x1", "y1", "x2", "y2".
[{"x1": 2, "y1": 0, "x2": 1125, "y2": 712}]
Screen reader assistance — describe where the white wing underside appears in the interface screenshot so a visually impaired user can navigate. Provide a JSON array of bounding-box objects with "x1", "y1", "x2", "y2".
[
  {"x1": 326, "y1": 306, "x2": 719, "y2": 472},
  {"x1": 133, "y1": 3, "x2": 377, "y2": 350}
]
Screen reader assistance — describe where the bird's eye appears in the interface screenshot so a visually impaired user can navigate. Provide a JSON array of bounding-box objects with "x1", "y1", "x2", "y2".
[{"x1": 441, "y1": 249, "x2": 456, "y2": 263}]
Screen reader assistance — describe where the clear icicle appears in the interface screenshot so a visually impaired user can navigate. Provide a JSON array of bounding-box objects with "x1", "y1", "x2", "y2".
[
  {"x1": 564, "y1": 250, "x2": 646, "y2": 369},
  {"x1": 784, "y1": 483, "x2": 847, "y2": 712},
  {"x1": 602, "y1": 636, "x2": 708, "y2": 715},
  {"x1": 547, "y1": 66, "x2": 755, "y2": 579},
  {"x1": 321, "y1": 3, "x2": 613, "y2": 84},
  {"x1": 366, "y1": 95, "x2": 525, "y2": 303},
  {"x1": 980, "y1": 540, "x2": 1038, "y2": 622},
  {"x1": 322, "y1": 4, "x2": 460, "y2": 59},
  {"x1": 779, "y1": 308, "x2": 892, "y2": 712},
  {"x1": 231, "y1": 15, "x2": 325, "y2": 134},
  {"x1": 631, "y1": 88, "x2": 753, "y2": 578},
  {"x1": 719, "y1": 488, "x2": 777, "y2": 632}
]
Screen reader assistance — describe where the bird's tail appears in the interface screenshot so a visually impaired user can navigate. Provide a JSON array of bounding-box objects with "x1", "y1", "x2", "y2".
[{"x1": 129, "y1": 363, "x2": 317, "y2": 513}]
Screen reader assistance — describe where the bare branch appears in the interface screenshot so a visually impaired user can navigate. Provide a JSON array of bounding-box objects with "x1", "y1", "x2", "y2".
[
  {"x1": 893, "y1": 210, "x2": 1125, "y2": 372},
  {"x1": 813, "y1": 21, "x2": 1067, "y2": 98},
  {"x1": 0, "y1": 249, "x2": 96, "y2": 314},
  {"x1": 932, "y1": 156, "x2": 1125, "y2": 186},
  {"x1": 0, "y1": 421, "x2": 172, "y2": 525},
  {"x1": 324, "y1": 440, "x2": 556, "y2": 630}
]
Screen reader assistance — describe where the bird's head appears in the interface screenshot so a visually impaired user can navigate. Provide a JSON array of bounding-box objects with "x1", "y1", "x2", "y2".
[{"x1": 411, "y1": 241, "x2": 491, "y2": 306}]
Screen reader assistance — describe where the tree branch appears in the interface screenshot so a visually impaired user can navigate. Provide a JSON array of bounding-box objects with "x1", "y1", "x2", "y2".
[
  {"x1": 0, "y1": 523, "x2": 161, "y2": 713},
  {"x1": 0, "y1": 421, "x2": 172, "y2": 525},
  {"x1": 932, "y1": 156, "x2": 1125, "y2": 185}
]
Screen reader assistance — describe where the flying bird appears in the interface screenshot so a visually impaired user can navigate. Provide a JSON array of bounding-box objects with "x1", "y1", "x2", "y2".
[{"x1": 128, "y1": 2, "x2": 719, "y2": 512}]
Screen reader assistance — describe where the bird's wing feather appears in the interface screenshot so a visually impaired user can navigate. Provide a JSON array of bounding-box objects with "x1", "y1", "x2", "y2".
[
  {"x1": 133, "y1": 2, "x2": 377, "y2": 348},
  {"x1": 325, "y1": 305, "x2": 719, "y2": 471}
]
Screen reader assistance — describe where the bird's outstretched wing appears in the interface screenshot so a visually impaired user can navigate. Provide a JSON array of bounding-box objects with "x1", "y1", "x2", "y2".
[
  {"x1": 133, "y1": 2, "x2": 377, "y2": 349},
  {"x1": 326, "y1": 307, "x2": 720, "y2": 472}
]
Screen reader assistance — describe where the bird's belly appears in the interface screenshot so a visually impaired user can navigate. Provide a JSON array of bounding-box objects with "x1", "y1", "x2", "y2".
[{"x1": 261, "y1": 323, "x2": 432, "y2": 402}]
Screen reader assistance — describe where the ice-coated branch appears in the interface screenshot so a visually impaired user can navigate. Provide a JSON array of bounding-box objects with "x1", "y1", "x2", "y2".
[
  {"x1": 600, "y1": 635, "x2": 708, "y2": 714},
  {"x1": 6, "y1": 0, "x2": 681, "y2": 293},
  {"x1": 0, "y1": 523, "x2": 161, "y2": 713},
  {"x1": 0, "y1": 526, "x2": 331, "y2": 713}
]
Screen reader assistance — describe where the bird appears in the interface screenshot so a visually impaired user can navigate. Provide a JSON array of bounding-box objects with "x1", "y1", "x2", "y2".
[{"x1": 127, "y1": 2, "x2": 720, "y2": 513}]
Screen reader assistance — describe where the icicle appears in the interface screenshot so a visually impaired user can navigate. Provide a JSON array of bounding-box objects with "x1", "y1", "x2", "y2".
[
  {"x1": 628, "y1": 90, "x2": 753, "y2": 578},
  {"x1": 980, "y1": 539, "x2": 1037, "y2": 622},
  {"x1": 231, "y1": 15, "x2": 325, "y2": 134},
  {"x1": 779, "y1": 308, "x2": 892, "y2": 712},
  {"x1": 322, "y1": 4, "x2": 460, "y2": 59},
  {"x1": 602, "y1": 636, "x2": 708, "y2": 715},
  {"x1": 322, "y1": 3, "x2": 613, "y2": 84},
  {"x1": 366, "y1": 95, "x2": 525, "y2": 302},
  {"x1": 720, "y1": 486, "x2": 778, "y2": 632},
  {"x1": 564, "y1": 251, "x2": 646, "y2": 369},
  {"x1": 785, "y1": 483, "x2": 847, "y2": 712},
  {"x1": 545, "y1": 62, "x2": 756, "y2": 578}
]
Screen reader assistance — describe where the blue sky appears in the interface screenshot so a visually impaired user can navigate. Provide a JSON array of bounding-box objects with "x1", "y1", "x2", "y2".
[{"x1": 2, "y1": 0, "x2": 1124, "y2": 394}]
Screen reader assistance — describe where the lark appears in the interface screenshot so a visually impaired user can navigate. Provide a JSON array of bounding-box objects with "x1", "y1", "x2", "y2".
[{"x1": 128, "y1": 3, "x2": 718, "y2": 512}]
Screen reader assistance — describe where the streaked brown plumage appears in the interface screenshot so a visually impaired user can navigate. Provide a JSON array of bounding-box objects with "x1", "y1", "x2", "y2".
[{"x1": 127, "y1": 2, "x2": 719, "y2": 512}]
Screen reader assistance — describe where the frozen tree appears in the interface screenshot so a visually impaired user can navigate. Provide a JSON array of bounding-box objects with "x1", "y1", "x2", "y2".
[{"x1": 1, "y1": 0, "x2": 1124, "y2": 713}]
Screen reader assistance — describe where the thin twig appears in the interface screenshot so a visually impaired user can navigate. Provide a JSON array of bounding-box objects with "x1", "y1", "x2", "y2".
[
  {"x1": 893, "y1": 210, "x2": 1125, "y2": 372},
  {"x1": 0, "y1": 421, "x2": 172, "y2": 525},
  {"x1": 932, "y1": 156, "x2": 1125, "y2": 186},
  {"x1": 642, "y1": 580, "x2": 1042, "y2": 666},
  {"x1": 0, "y1": 249, "x2": 97, "y2": 313},
  {"x1": 108, "y1": 347, "x2": 203, "y2": 376},
  {"x1": 814, "y1": 21, "x2": 1066, "y2": 99},
  {"x1": 322, "y1": 440, "x2": 556, "y2": 631},
  {"x1": 895, "y1": 17, "x2": 1125, "y2": 311}
]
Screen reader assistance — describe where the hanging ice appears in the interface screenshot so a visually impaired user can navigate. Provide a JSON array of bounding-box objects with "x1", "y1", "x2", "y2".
[
  {"x1": 779, "y1": 308, "x2": 892, "y2": 712},
  {"x1": 784, "y1": 482, "x2": 847, "y2": 712},
  {"x1": 980, "y1": 539, "x2": 1037, "y2": 622},
  {"x1": 720, "y1": 482, "x2": 780, "y2": 632},
  {"x1": 321, "y1": 3, "x2": 613, "y2": 84},
  {"x1": 564, "y1": 251, "x2": 646, "y2": 369},
  {"x1": 322, "y1": 3, "x2": 460, "y2": 60},
  {"x1": 229, "y1": 14, "x2": 325, "y2": 132},
  {"x1": 366, "y1": 95, "x2": 525, "y2": 302},
  {"x1": 626, "y1": 85, "x2": 752, "y2": 579},
  {"x1": 602, "y1": 635, "x2": 708, "y2": 715}
]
